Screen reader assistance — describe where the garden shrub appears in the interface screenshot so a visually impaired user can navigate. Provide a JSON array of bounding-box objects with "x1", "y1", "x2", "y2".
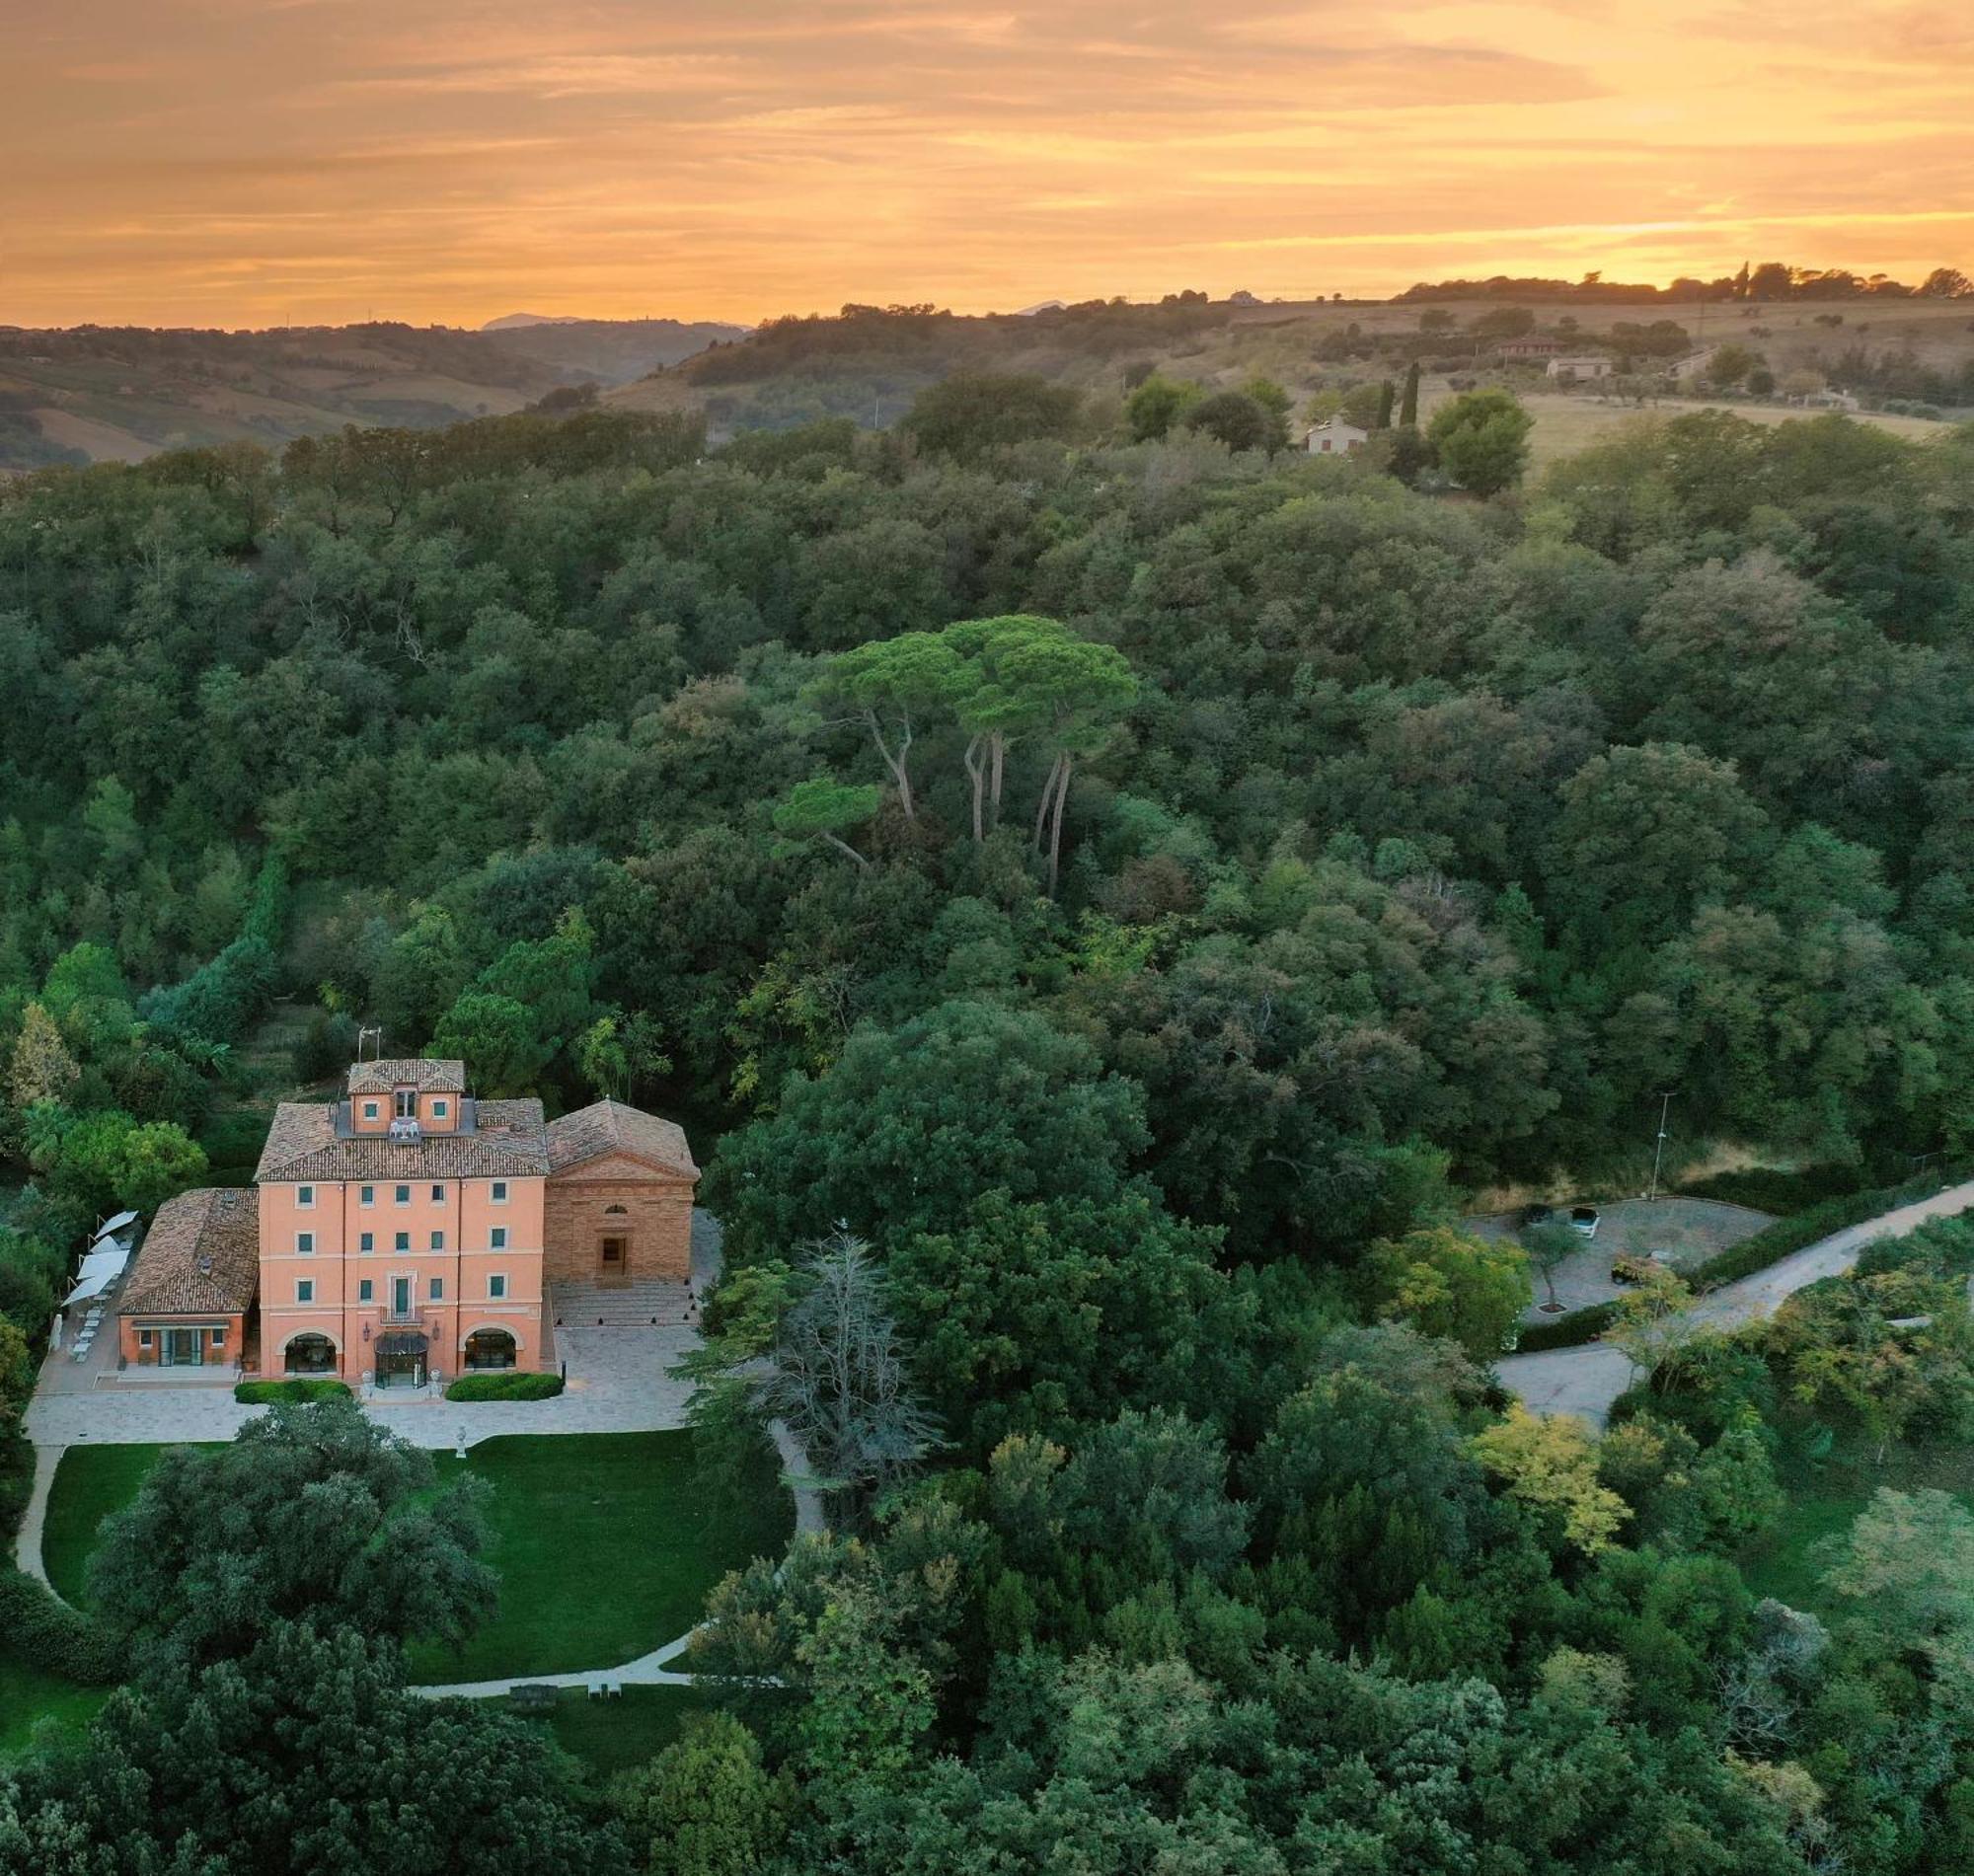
[
  {"x1": 0, "y1": 1566, "x2": 119, "y2": 1684},
  {"x1": 445, "y1": 1372, "x2": 565, "y2": 1401},
  {"x1": 0, "y1": 1432, "x2": 35, "y2": 1546},
  {"x1": 234, "y1": 1377, "x2": 352, "y2": 1403}
]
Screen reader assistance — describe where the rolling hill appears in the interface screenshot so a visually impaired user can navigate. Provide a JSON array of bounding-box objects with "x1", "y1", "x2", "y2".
[
  {"x1": 0, "y1": 317, "x2": 745, "y2": 469},
  {"x1": 604, "y1": 291, "x2": 1974, "y2": 459}
]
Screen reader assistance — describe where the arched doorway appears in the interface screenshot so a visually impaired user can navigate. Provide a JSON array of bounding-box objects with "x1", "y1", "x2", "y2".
[
  {"x1": 284, "y1": 1333, "x2": 338, "y2": 1375},
  {"x1": 375, "y1": 1331, "x2": 428, "y2": 1388},
  {"x1": 463, "y1": 1328, "x2": 517, "y2": 1371},
  {"x1": 598, "y1": 1204, "x2": 631, "y2": 1283}
]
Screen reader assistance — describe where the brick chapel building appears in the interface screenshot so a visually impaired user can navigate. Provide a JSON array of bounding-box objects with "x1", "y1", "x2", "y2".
[{"x1": 116, "y1": 1059, "x2": 698, "y2": 1387}]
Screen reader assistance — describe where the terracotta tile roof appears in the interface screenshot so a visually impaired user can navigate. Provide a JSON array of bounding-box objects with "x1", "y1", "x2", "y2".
[
  {"x1": 347, "y1": 1058, "x2": 468, "y2": 1094},
  {"x1": 255, "y1": 1098, "x2": 550, "y2": 1183},
  {"x1": 547, "y1": 1100, "x2": 699, "y2": 1179},
  {"x1": 118, "y1": 1187, "x2": 261, "y2": 1316}
]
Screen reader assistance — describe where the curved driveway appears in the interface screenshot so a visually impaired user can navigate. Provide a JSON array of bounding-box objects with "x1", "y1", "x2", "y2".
[{"x1": 1497, "y1": 1176, "x2": 1974, "y2": 1426}]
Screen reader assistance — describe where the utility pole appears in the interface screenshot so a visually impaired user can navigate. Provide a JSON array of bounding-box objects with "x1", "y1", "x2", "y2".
[{"x1": 1646, "y1": 1091, "x2": 1674, "y2": 1200}]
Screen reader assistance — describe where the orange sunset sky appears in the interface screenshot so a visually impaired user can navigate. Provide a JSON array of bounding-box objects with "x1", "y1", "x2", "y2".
[{"x1": 3, "y1": 0, "x2": 1971, "y2": 330}]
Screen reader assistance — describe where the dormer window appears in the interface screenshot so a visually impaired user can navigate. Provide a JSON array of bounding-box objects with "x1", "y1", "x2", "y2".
[
  {"x1": 431, "y1": 1099, "x2": 448, "y2": 1120},
  {"x1": 395, "y1": 1088, "x2": 417, "y2": 1119},
  {"x1": 362, "y1": 1101, "x2": 379, "y2": 1121}
]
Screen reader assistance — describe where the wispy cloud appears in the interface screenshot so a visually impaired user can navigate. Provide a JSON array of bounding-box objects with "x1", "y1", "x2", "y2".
[{"x1": 0, "y1": 0, "x2": 1967, "y2": 325}]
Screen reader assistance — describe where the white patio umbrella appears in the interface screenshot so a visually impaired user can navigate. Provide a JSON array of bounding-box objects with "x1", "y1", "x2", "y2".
[
  {"x1": 92, "y1": 1210, "x2": 139, "y2": 1242},
  {"x1": 77, "y1": 1243, "x2": 128, "y2": 1281},
  {"x1": 62, "y1": 1268, "x2": 116, "y2": 1308}
]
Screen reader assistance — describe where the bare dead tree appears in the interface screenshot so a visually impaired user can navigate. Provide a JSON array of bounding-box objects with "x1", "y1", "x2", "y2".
[{"x1": 747, "y1": 1230, "x2": 942, "y2": 1515}]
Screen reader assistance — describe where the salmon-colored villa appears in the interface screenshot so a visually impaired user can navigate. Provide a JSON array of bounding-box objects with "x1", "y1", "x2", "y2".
[{"x1": 115, "y1": 1059, "x2": 698, "y2": 1388}]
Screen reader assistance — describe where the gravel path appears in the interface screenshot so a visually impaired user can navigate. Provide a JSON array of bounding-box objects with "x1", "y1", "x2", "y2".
[
  {"x1": 1497, "y1": 1175, "x2": 1974, "y2": 1427},
  {"x1": 11, "y1": 1441, "x2": 62, "y2": 1589}
]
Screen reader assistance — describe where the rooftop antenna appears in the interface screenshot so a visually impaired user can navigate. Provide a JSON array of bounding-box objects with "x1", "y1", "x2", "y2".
[{"x1": 357, "y1": 1024, "x2": 384, "y2": 1063}]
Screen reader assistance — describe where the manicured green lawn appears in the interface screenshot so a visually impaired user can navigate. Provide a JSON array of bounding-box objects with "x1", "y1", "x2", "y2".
[
  {"x1": 42, "y1": 1443, "x2": 211, "y2": 1608},
  {"x1": 37, "y1": 1430, "x2": 790, "y2": 1690},
  {"x1": 411, "y1": 1431, "x2": 792, "y2": 1684},
  {"x1": 0, "y1": 1653, "x2": 107, "y2": 1758}
]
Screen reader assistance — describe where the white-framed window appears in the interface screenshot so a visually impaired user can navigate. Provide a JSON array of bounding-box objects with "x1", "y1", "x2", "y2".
[
  {"x1": 211, "y1": 1327, "x2": 226, "y2": 1349},
  {"x1": 394, "y1": 1231, "x2": 410, "y2": 1252},
  {"x1": 429, "y1": 1277, "x2": 445, "y2": 1301},
  {"x1": 362, "y1": 1100, "x2": 379, "y2": 1121},
  {"x1": 395, "y1": 1088, "x2": 417, "y2": 1119},
  {"x1": 358, "y1": 1279, "x2": 374, "y2": 1303},
  {"x1": 359, "y1": 1185, "x2": 375, "y2": 1207},
  {"x1": 138, "y1": 1329, "x2": 153, "y2": 1348},
  {"x1": 297, "y1": 1280, "x2": 315, "y2": 1304},
  {"x1": 429, "y1": 1231, "x2": 445, "y2": 1251},
  {"x1": 394, "y1": 1184, "x2": 411, "y2": 1205},
  {"x1": 359, "y1": 1231, "x2": 374, "y2": 1252},
  {"x1": 432, "y1": 1099, "x2": 448, "y2": 1120},
  {"x1": 430, "y1": 1183, "x2": 444, "y2": 1203},
  {"x1": 491, "y1": 1181, "x2": 508, "y2": 1204},
  {"x1": 296, "y1": 1231, "x2": 315, "y2": 1255},
  {"x1": 297, "y1": 1184, "x2": 315, "y2": 1209},
  {"x1": 490, "y1": 1226, "x2": 508, "y2": 1250},
  {"x1": 490, "y1": 1274, "x2": 507, "y2": 1300}
]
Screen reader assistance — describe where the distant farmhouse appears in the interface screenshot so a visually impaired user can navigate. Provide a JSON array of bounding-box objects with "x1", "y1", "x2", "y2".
[
  {"x1": 1497, "y1": 338, "x2": 1571, "y2": 360},
  {"x1": 1545, "y1": 354, "x2": 1615, "y2": 381},
  {"x1": 1305, "y1": 417, "x2": 1368, "y2": 455},
  {"x1": 115, "y1": 1060, "x2": 698, "y2": 1388}
]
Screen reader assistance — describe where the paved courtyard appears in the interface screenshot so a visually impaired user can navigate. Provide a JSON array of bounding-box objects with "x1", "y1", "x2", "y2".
[{"x1": 25, "y1": 1322, "x2": 702, "y2": 1450}]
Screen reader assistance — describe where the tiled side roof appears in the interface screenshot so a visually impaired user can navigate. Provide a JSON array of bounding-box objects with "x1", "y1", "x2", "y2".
[
  {"x1": 546, "y1": 1100, "x2": 699, "y2": 1179},
  {"x1": 347, "y1": 1058, "x2": 468, "y2": 1094},
  {"x1": 255, "y1": 1098, "x2": 550, "y2": 1182},
  {"x1": 118, "y1": 1187, "x2": 261, "y2": 1316}
]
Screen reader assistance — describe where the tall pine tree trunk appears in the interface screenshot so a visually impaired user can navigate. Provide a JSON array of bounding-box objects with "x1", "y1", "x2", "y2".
[
  {"x1": 1046, "y1": 755, "x2": 1073, "y2": 898},
  {"x1": 962, "y1": 734, "x2": 986, "y2": 842},
  {"x1": 1033, "y1": 752, "x2": 1065, "y2": 852}
]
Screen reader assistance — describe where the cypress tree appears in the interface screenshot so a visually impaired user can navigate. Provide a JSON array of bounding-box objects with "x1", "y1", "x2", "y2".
[
  {"x1": 1375, "y1": 380, "x2": 1395, "y2": 429},
  {"x1": 1399, "y1": 361, "x2": 1420, "y2": 426}
]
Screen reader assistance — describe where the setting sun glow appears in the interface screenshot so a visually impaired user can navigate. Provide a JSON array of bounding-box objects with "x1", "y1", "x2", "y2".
[{"x1": 4, "y1": 0, "x2": 1971, "y2": 326}]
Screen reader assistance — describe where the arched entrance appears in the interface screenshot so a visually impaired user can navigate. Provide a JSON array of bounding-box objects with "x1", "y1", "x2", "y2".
[
  {"x1": 375, "y1": 1331, "x2": 428, "y2": 1388},
  {"x1": 462, "y1": 1328, "x2": 518, "y2": 1371},
  {"x1": 284, "y1": 1332, "x2": 339, "y2": 1375},
  {"x1": 598, "y1": 1204, "x2": 631, "y2": 1283}
]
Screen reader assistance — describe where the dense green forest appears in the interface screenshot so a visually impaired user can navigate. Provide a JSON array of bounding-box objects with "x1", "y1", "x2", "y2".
[{"x1": 6, "y1": 386, "x2": 1974, "y2": 1871}]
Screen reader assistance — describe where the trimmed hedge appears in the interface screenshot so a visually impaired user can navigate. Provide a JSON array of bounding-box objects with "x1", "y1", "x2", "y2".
[
  {"x1": 1510, "y1": 1166, "x2": 1967, "y2": 1353},
  {"x1": 0, "y1": 1566, "x2": 120, "y2": 1685},
  {"x1": 234, "y1": 1378, "x2": 351, "y2": 1403},
  {"x1": 445, "y1": 1372, "x2": 565, "y2": 1401},
  {"x1": 1678, "y1": 1162, "x2": 1866, "y2": 1215},
  {"x1": 1516, "y1": 1301, "x2": 1622, "y2": 1354}
]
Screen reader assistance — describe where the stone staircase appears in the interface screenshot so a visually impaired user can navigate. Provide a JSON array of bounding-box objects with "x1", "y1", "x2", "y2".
[{"x1": 550, "y1": 1278, "x2": 698, "y2": 1330}]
